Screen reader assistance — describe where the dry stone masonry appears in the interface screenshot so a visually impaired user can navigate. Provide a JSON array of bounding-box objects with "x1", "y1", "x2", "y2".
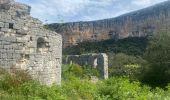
[
  {"x1": 66, "y1": 53, "x2": 108, "y2": 79},
  {"x1": 0, "y1": 0, "x2": 62, "y2": 85}
]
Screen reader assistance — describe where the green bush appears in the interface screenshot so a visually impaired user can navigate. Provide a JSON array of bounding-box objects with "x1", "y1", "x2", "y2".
[
  {"x1": 82, "y1": 65, "x2": 100, "y2": 78},
  {"x1": 62, "y1": 64, "x2": 84, "y2": 80},
  {"x1": 0, "y1": 69, "x2": 32, "y2": 93},
  {"x1": 62, "y1": 76, "x2": 98, "y2": 100},
  {"x1": 97, "y1": 77, "x2": 150, "y2": 100},
  {"x1": 2, "y1": 65, "x2": 170, "y2": 100},
  {"x1": 0, "y1": 68, "x2": 65, "y2": 100},
  {"x1": 108, "y1": 53, "x2": 146, "y2": 80},
  {"x1": 141, "y1": 32, "x2": 170, "y2": 87},
  {"x1": 62, "y1": 64, "x2": 99, "y2": 80}
]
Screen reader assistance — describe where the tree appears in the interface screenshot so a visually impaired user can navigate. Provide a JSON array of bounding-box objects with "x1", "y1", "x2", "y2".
[{"x1": 142, "y1": 31, "x2": 170, "y2": 87}]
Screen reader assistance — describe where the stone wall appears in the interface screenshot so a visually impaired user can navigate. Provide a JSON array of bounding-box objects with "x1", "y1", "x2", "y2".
[
  {"x1": 65, "y1": 53, "x2": 108, "y2": 79},
  {"x1": 0, "y1": 1, "x2": 62, "y2": 85}
]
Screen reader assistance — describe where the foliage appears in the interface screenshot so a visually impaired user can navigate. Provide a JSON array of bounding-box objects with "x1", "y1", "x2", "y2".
[
  {"x1": 0, "y1": 68, "x2": 65, "y2": 100},
  {"x1": 1, "y1": 66, "x2": 170, "y2": 100},
  {"x1": 108, "y1": 53, "x2": 146, "y2": 80},
  {"x1": 43, "y1": 24, "x2": 56, "y2": 31},
  {"x1": 82, "y1": 64, "x2": 100, "y2": 78},
  {"x1": 62, "y1": 64, "x2": 99, "y2": 80},
  {"x1": 62, "y1": 77, "x2": 98, "y2": 100},
  {"x1": 97, "y1": 77, "x2": 151, "y2": 100},
  {"x1": 0, "y1": 68, "x2": 32, "y2": 93},
  {"x1": 141, "y1": 32, "x2": 170, "y2": 87},
  {"x1": 62, "y1": 64, "x2": 84, "y2": 79},
  {"x1": 63, "y1": 37, "x2": 149, "y2": 56}
]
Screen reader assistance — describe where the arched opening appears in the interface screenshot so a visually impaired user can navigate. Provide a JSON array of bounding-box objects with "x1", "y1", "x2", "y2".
[
  {"x1": 93, "y1": 58, "x2": 98, "y2": 68},
  {"x1": 37, "y1": 37, "x2": 48, "y2": 53}
]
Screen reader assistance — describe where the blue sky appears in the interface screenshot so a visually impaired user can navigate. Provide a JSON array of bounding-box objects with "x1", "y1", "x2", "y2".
[{"x1": 15, "y1": 0, "x2": 167, "y2": 23}]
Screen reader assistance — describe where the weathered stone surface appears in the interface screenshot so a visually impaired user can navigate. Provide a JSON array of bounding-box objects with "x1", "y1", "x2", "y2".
[
  {"x1": 65, "y1": 53, "x2": 108, "y2": 79},
  {"x1": 0, "y1": 1, "x2": 62, "y2": 85},
  {"x1": 49, "y1": 0, "x2": 170, "y2": 48},
  {"x1": 0, "y1": 0, "x2": 13, "y2": 4},
  {"x1": 0, "y1": 0, "x2": 14, "y2": 10}
]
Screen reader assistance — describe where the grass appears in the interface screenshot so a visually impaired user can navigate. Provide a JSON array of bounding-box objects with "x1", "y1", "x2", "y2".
[{"x1": 1, "y1": 65, "x2": 170, "y2": 100}]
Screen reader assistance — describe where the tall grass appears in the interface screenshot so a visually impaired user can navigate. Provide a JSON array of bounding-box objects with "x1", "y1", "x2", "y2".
[{"x1": 1, "y1": 65, "x2": 170, "y2": 100}]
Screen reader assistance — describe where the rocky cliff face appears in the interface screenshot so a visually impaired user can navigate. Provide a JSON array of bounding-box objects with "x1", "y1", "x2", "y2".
[{"x1": 48, "y1": 0, "x2": 170, "y2": 48}]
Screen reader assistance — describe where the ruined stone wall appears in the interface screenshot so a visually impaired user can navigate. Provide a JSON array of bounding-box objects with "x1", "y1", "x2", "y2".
[
  {"x1": 66, "y1": 53, "x2": 108, "y2": 79},
  {"x1": 0, "y1": 1, "x2": 62, "y2": 85}
]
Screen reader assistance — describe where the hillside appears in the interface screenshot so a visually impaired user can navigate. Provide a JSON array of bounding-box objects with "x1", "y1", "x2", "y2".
[
  {"x1": 63, "y1": 37, "x2": 149, "y2": 56},
  {"x1": 48, "y1": 0, "x2": 170, "y2": 48}
]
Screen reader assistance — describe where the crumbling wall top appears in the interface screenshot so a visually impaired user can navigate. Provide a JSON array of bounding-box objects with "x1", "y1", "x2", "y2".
[
  {"x1": 0, "y1": 0, "x2": 13, "y2": 10},
  {"x1": 0, "y1": 0, "x2": 14, "y2": 4},
  {"x1": 0, "y1": 0, "x2": 31, "y2": 16}
]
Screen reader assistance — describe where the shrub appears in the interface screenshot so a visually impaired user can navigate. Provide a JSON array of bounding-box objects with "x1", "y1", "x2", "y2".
[
  {"x1": 62, "y1": 64, "x2": 99, "y2": 80},
  {"x1": 141, "y1": 32, "x2": 170, "y2": 87},
  {"x1": 62, "y1": 64, "x2": 84, "y2": 79},
  {"x1": 0, "y1": 68, "x2": 32, "y2": 93},
  {"x1": 0, "y1": 68, "x2": 65, "y2": 100},
  {"x1": 17, "y1": 82, "x2": 65, "y2": 100},
  {"x1": 2, "y1": 65, "x2": 170, "y2": 100},
  {"x1": 108, "y1": 53, "x2": 146, "y2": 80},
  {"x1": 82, "y1": 65, "x2": 100, "y2": 78},
  {"x1": 62, "y1": 76, "x2": 98, "y2": 100},
  {"x1": 97, "y1": 77, "x2": 149, "y2": 99}
]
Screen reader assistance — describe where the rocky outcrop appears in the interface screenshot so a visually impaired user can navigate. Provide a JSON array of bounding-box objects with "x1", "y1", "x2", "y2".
[{"x1": 49, "y1": 0, "x2": 170, "y2": 48}]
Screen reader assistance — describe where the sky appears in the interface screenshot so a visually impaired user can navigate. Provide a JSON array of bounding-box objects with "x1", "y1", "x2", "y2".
[{"x1": 15, "y1": 0, "x2": 167, "y2": 23}]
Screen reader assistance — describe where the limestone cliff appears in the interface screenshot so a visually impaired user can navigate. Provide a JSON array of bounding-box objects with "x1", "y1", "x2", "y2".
[{"x1": 48, "y1": 0, "x2": 170, "y2": 48}]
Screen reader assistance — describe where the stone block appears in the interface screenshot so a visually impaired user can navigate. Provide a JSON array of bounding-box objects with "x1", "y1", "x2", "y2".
[
  {"x1": 13, "y1": 23, "x2": 21, "y2": 30},
  {"x1": 0, "y1": 22, "x2": 4, "y2": 27},
  {"x1": 16, "y1": 29, "x2": 27, "y2": 35},
  {"x1": 1, "y1": 28, "x2": 8, "y2": 32},
  {"x1": 4, "y1": 23, "x2": 9, "y2": 28}
]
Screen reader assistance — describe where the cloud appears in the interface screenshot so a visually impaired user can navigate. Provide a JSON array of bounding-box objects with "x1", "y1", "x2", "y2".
[
  {"x1": 15, "y1": 0, "x2": 86, "y2": 22},
  {"x1": 132, "y1": 0, "x2": 167, "y2": 6},
  {"x1": 15, "y1": 0, "x2": 166, "y2": 23}
]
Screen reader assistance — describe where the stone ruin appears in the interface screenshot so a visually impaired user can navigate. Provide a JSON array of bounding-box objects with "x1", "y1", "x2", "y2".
[
  {"x1": 65, "y1": 53, "x2": 108, "y2": 79},
  {"x1": 0, "y1": 0, "x2": 62, "y2": 85}
]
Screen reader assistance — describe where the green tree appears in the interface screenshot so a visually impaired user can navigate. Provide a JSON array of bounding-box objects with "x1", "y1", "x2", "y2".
[
  {"x1": 108, "y1": 53, "x2": 146, "y2": 80},
  {"x1": 142, "y1": 31, "x2": 170, "y2": 87}
]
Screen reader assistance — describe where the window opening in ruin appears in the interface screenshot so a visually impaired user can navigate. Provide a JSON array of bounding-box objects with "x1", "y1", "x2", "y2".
[
  {"x1": 37, "y1": 37, "x2": 48, "y2": 53},
  {"x1": 9, "y1": 23, "x2": 14, "y2": 29},
  {"x1": 30, "y1": 37, "x2": 33, "y2": 41},
  {"x1": 94, "y1": 58, "x2": 98, "y2": 68},
  {"x1": 0, "y1": 27, "x2": 1, "y2": 31}
]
